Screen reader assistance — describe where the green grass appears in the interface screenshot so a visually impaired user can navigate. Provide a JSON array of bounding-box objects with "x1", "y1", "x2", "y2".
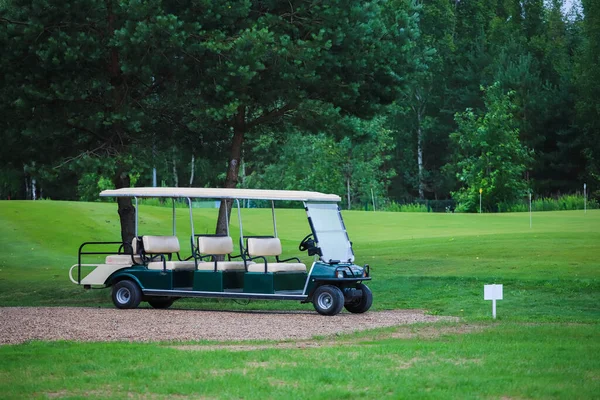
[
  {"x1": 1, "y1": 200, "x2": 599, "y2": 398},
  {"x1": 1, "y1": 201, "x2": 597, "y2": 320},
  {"x1": 0, "y1": 323, "x2": 598, "y2": 399}
]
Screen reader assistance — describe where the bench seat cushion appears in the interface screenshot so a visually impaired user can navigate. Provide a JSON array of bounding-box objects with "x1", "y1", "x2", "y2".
[
  {"x1": 247, "y1": 262, "x2": 307, "y2": 273},
  {"x1": 105, "y1": 254, "x2": 142, "y2": 265},
  {"x1": 147, "y1": 261, "x2": 197, "y2": 271},
  {"x1": 147, "y1": 261, "x2": 250, "y2": 271},
  {"x1": 214, "y1": 261, "x2": 247, "y2": 271}
]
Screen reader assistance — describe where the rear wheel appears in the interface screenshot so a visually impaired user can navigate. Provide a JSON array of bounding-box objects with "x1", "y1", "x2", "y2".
[
  {"x1": 344, "y1": 283, "x2": 373, "y2": 314},
  {"x1": 312, "y1": 285, "x2": 344, "y2": 316},
  {"x1": 112, "y1": 280, "x2": 141, "y2": 309},
  {"x1": 147, "y1": 297, "x2": 175, "y2": 309}
]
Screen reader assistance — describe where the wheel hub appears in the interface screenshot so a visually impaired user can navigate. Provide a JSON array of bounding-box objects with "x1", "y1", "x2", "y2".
[
  {"x1": 317, "y1": 293, "x2": 333, "y2": 310},
  {"x1": 116, "y1": 287, "x2": 131, "y2": 304}
]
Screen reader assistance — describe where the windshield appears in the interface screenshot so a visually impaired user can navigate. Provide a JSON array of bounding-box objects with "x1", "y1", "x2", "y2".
[{"x1": 305, "y1": 202, "x2": 354, "y2": 263}]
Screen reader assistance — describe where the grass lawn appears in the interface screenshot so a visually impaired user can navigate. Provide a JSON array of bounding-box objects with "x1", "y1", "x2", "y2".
[
  {"x1": 1, "y1": 323, "x2": 598, "y2": 400},
  {"x1": 0, "y1": 200, "x2": 599, "y2": 398}
]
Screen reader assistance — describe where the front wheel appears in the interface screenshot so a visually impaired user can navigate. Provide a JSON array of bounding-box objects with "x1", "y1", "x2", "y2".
[
  {"x1": 344, "y1": 283, "x2": 373, "y2": 314},
  {"x1": 112, "y1": 280, "x2": 142, "y2": 309},
  {"x1": 312, "y1": 285, "x2": 344, "y2": 316}
]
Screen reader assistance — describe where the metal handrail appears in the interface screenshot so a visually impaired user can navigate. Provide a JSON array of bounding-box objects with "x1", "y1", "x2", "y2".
[{"x1": 76, "y1": 241, "x2": 128, "y2": 284}]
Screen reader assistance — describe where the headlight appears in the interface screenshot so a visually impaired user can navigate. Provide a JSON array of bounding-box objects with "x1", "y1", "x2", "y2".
[{"x1": 336, "y1": 270, "x2": 344, "y2": 278}]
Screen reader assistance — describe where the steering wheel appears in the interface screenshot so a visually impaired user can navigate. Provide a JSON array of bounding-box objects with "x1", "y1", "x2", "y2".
[{"x1": 298, "y1": 233, "x2": 314, "y2": 252}]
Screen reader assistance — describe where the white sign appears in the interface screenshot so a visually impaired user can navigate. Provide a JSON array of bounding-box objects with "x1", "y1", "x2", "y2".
[
  {"x1": 484, "y1": 284, "x2": 503, "y2": 319},
  {"x1": 484, "y1": 284, "x2": 503, "y2": 300}
]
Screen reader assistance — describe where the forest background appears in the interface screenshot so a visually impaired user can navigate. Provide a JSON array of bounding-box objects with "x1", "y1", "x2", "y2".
[{"x1": 1, "y1": 0, "x2": 598, "y2": 218}]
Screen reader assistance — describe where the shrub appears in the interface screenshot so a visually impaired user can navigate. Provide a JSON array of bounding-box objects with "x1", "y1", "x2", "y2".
[
  {"x1": 502, "y1": 194, "x2": 598, "y2": 212},
  {"x1": 383, "y1": 202, "x2": 429, "y2": 212},
  {"x1": 533, "y1": 198, "x2": 560, "y2": 211}
]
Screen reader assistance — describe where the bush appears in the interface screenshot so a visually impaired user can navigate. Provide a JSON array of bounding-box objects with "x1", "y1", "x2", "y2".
[
  {"x1": 558, "y1": 194, "x2": 593, "y2": 210},
  {"x1": 533, "y1": 198, "x2": 560, "y2": 211},
  {"x1": 383, "y1": 202, "x2": 429, "y2": 212},
  {"x1": 499, "y1": 202, "x2": 527, "y2": 212},
  {"x1": 502, "y1": 194, "x2": 598, "y2": 212}
]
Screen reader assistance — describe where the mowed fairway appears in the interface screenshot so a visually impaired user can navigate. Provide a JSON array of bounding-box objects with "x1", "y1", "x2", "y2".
[{"x1": 0, "y1": 201, "x2": 599, "y2": 399}]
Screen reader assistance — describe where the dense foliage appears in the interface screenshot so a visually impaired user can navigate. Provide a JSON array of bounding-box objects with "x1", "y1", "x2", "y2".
[
  {"x1": 1, "y1": 0, "x2": 598, "y2": 215},
  {"x1": 449, "y1": 84, "x2": 532, "y2": 212}
]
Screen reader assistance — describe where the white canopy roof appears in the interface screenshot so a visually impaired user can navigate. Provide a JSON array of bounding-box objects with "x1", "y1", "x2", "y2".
[{"x1": 100, "y1": 187, "x2": 341, "y2": 202}]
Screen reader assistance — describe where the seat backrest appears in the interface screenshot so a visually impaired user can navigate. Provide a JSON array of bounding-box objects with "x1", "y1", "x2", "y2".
[
  {"x1": 198, "y1": 236, "x2": 234, "y2": 255},
  {"x1": 142, "y1": 235, "x2": 181, "y2": 254},
  {"x1": 131, "y1": 237, "x2": 139, "y2": 254},
  {"x1": 247, "y1": 237, "x2": 282, "y2": 257}
]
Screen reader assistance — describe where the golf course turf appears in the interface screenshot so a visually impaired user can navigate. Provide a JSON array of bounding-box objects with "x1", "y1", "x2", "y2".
[{"x1": 0, "y1": 201, "x2": 598, "y2": 399}]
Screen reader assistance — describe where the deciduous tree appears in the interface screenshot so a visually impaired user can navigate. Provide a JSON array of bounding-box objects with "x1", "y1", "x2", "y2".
[{"x1": 449, "y1": 83, "x2": 532, "y2": 212}]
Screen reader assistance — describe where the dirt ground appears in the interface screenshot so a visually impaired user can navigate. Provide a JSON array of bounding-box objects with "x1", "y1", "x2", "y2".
[{"x1": 0, "y1": 307, "x2": 458, "y2": 345}]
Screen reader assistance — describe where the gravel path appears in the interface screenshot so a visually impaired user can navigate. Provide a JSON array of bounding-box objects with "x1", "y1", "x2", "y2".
[{"x1": 0, "y1": 307, "x2": 457, "y2": 345}]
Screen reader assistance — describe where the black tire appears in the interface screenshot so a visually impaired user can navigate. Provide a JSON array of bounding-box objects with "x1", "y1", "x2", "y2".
[
  {"x1": 344, "y1": 283, "x2": 373, "y2": 314},
  {"x1": 312, "y1": 285, "x2": 345, "y2": 316},
  {"x1": 112, "y1": 280, "x2": 142, "y2": 309},
  {"x1": 147, "y1": 297, "x2": 175, "y2": 309}
]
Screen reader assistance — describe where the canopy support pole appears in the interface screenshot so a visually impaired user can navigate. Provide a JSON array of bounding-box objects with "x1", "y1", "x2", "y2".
[
  {"x1": 134, "y1": 197, "x2": 139, "y2": 237},
  {"x1": 236, "y1": 199, "x2": 243, "y2": 243},
  {"x1": 271, "y1": 200, "x2": 278, "y2": 238},
  {"x1": 224, "y1": 199, "x2": 230, "y2": 236},
  {"x1": 172, "y1": 198, "x2": 176, "y2": 235},
  {"x1": 187, "y1": 197, "x2": 194, "y2": 239}
]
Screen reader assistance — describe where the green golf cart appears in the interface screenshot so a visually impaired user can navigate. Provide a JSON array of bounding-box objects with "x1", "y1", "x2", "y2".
[{"x1": 69, "y1": 187, "x2": 372, "y2": 315}]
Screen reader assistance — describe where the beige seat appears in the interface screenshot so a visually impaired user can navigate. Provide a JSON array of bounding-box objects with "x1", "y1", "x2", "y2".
[
  {"x1": 147, "y1": 260, "x2": 197, "y2": 271},
  {"x1": 246, "y1": 238, "x2": 306, "y2": 273},
  {"x1": 142, "y1": 235, "x2": 196, "y2": 271},
  {"x1": 142, "y1": 235, "x2": 181, "y2": 254},
  {"x1": 246, "y1": 262, "x2": 306, "y2": 273},
  {"x1": 197, "y1": 236, "x2": 247, "y2": 271},
  {"x1": 105, "y1": 254, "x2": 142, "y2": 265},
  {"x1": 105, "y1": 238, "x2": 143, "y2": 265}
]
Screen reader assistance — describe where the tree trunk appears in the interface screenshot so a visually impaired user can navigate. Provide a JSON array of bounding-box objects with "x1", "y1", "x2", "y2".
[
  {"x1": 347, "y1": 176, "x2": 351, "y2": 210},
  {"x1": 240, "y1": 156, "x2": 246, "y2": 187},
  {"x1": 189, "y1": 153, "x2": 195, "y2": 187},
  {"x1": 106, "y1": 0, "x2": 135, "y2": 251},
  {"x1": 31, "y1": 178, "x2": 37, "y2": 201},
  {"x1": 417, "y1": 111, "x2": 425, "y2": 200},
  {"x1": 23, "y1": 164, "x2": 29, "y2": 200},
  {"x1": 24, "y1": 177, "x2": 30, "y2": 200},
  {"x1": 24, "y1": 172, "x2": 30, "y2": 200},
  {"x1": 216, "y1": 106, "x2": 246, "y2": 235},
  {"x1": 114, "y1": 171, "x2": 136, "y2": 253},
  {"x1": 172, "y1": 147, "x2": 179, "y2": 187}
]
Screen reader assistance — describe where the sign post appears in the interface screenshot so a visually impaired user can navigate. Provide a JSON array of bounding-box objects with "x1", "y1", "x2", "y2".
[
  {"x1": 479, "y1": 188, "x2": 482, "y2": 214},
  {"x1": 484, "y1": 284, "x2": 503, "y2": 319},
  {"x1": 584, "y1": 183, "x2": 587, "y2": 214}
]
